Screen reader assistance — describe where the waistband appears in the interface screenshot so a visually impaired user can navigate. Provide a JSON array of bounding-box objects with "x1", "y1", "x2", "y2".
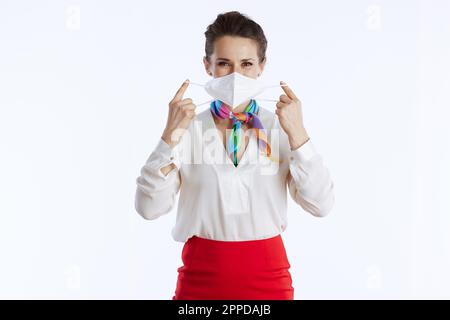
[
  {"x1": 188, "y1": 234, "x2": 282, "y2": 246},
  {"x1": 181, "y1": 234, "x2": 290, "y2": 271}
]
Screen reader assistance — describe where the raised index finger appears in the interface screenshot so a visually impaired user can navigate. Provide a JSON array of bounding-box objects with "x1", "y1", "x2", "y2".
[
  {"x1": 172, "y1": 79, "x2": 190, "y2": 102},
  {"x1": 280, "y1": 81, "x2": 299, "y2": 101}
]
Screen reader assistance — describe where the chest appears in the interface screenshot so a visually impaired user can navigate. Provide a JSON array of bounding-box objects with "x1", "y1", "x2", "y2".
[{"x1": 213, "y1": 118, "x2": 251, "y2": 164}]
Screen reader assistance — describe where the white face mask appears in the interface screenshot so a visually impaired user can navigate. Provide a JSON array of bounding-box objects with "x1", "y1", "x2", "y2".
[{"x1": 189, "y1": 72, "x2": 288, "y2": 108}]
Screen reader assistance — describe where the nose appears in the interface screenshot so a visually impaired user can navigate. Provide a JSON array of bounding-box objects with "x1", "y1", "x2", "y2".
[{"x1": 228, "y1": 68, "x2": 244, "y2": 75}]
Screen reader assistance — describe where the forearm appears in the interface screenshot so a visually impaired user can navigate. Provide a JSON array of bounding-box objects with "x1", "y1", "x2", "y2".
[
  {"x1": 160, "y1": 132, "x2": 180, "y2": 176},
  {"x1": 160, "y1": 162, "x2": 177, "y2": 176},
  {"x1": 288, "y1": 126, "x2": 310, "y2": 151}
]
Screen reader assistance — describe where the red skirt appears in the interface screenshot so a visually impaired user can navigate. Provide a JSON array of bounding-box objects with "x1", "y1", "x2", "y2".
[{"x1": 172, "y1": 234, "x2": 294, "y2": 300}]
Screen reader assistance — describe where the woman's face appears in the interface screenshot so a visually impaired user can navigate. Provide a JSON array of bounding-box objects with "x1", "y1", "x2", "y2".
[{"x1": 203, "y1": 35, "x2": 265, "y2": 79}]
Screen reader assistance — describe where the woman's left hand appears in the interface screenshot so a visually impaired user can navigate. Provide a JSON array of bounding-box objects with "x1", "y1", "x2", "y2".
[{"x1": 276, "y1": 81, "x2": 310, "y2": 150}]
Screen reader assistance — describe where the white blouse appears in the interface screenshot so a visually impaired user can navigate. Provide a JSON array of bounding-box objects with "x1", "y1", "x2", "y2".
[{"x1": 134, "y1": 106, "x2": 335, "y2": 242}]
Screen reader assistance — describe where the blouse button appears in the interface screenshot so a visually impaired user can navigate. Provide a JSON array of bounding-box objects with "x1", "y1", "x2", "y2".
[
  {"x1": 290, "y1": 156, "x2": 294, "y2": 161},
  {"x1": 170, "y1": 156, "x2": 174, "y2": 160}
]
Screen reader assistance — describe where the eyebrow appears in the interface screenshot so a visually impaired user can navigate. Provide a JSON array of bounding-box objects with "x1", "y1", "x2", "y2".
[{"x1": 216, "y1": 58, "x2": 255, "y2": 62}]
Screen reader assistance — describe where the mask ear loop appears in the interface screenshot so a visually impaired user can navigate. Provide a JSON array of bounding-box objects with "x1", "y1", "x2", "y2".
[
  {"x1": 196, "y1": 99, "x2": 215, "y2": 106},
  {"x1": 251, "y1": 83, "x2": 290, "y2": 103},
  {"x1": 188, "y1": 81, "x2": 205, "y2": 87},
  {"x1": 263, "y1": 84, "x2": 290, "y2": 89},
  {"x1": 184, "y1": 82, "x2": 216, "y2": 106}
]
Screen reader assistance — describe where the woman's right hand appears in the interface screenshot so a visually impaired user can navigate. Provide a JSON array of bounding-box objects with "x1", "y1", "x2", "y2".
[{"x1": 161, "y1": 79, "x2": 197, "y2": 148}]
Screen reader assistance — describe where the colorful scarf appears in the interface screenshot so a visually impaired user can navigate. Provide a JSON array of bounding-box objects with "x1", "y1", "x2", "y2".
[{"x1": 209, "y1": 99, "x2": 273, "y2": 166}]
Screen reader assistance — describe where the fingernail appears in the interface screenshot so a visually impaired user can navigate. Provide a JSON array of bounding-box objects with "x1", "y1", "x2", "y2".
[
  {"x1": 185, "y1": 79, "x2": 190, "y2": 83},
  {"x1": 280, "y1": 81, "x2": 286, "y2": 85}
]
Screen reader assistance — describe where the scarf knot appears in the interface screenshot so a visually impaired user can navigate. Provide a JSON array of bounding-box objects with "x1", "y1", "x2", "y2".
[{"x1": 210, "y1": 99, "x2": 272, "y2": 166}]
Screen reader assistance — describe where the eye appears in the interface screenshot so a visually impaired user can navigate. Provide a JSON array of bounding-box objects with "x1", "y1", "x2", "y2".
[{"x1": 217, "y1": 62, "x2": 253, "y2": 67}]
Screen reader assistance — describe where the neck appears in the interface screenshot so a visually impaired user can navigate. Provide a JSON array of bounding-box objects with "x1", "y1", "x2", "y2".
[
  {"x1": 211, "y1": 99, "x2": 257, "y2": 126},
  {"x1": 232, "y1": 99, "x2": 252, "y2": 113}
]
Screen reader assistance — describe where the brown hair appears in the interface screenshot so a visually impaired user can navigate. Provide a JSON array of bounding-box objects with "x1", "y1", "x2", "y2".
[{"x1": 204, "y1": 11, "x2": 268, "y2": 64}]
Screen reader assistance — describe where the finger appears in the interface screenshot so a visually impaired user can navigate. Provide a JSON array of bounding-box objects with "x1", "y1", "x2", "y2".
[
  {"x1": 279, "y1": 94, "x2": 290, "y2": 103},
  {"x1": 276, "y1": 101, "x2": 288, "y2": 109},
  {"x1": 177, "y1": 98, "x2": 193, "y2": 106},
  {"x1": 185, "y1": 110, "x2": 196, "y2": 119},
  {"x1": 180, "y1": 103, "x2": 196, "y2": 111},
  {"x1": 275, "y1": 108, "x2": 284, "y2": 117},
  {"x1": 172, "y1": 79, "x2": 190, "y2": 102},
  {"x1": 179, "y1": 104, "x2": 197, "y2": 117},
  {"x1": 280, "y1": 81, "x2": 299, "y2": 101}
]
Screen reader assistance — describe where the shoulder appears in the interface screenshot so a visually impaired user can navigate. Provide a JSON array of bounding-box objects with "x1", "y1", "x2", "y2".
[
  {"x1": 256, "y1": 103, "x2": 278, "y2": 130},
  {"x1": 256, "y1": 103, "x2": 291, "y2": 150},
  {"x1": 195, "y1": 108, "x2": 212, "y2": 123}
]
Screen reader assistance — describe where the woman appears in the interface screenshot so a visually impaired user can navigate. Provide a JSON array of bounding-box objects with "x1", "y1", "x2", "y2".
[{"x1": 134, "y1": 11, "x2": 335, "y2": 300}]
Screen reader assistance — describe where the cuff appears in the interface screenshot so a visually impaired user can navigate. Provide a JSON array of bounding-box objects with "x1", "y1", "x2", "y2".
[
  {"x1": 288, "y1": 138, "x2": 317, "y2": 163},
  {"x1": 154, "y1": 138, "x2": 181, "y2": 178}
]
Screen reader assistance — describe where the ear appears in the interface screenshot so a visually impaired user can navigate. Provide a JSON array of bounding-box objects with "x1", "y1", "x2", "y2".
[{"x1": 203, "y1": 56, "x2": 212, "y2": 76}]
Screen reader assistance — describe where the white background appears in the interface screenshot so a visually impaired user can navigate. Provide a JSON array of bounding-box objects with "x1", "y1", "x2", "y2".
[{"x1": 1, "y1": 0, "x2": 449, "y2": 299}]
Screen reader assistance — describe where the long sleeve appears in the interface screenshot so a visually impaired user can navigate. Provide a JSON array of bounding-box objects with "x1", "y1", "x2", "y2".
[
  {"x1": 134, "y1": 138, "x2": 182, "y2": 220},
  {"x1": 287, "y1": 139, "x2": 335, "y2": 217}
]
